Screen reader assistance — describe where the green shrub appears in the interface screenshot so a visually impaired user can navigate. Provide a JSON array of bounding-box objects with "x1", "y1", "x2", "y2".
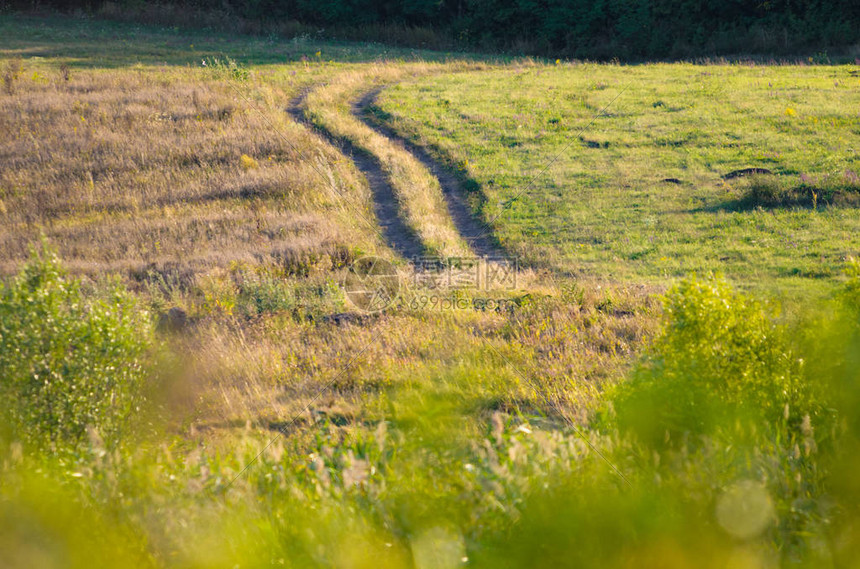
[
  {"x1": 236, "y1": 272, "x2": 295, "y2": 316},
  {"x1": 235, "y1": 271, "x2": 344, "y2": 319},
  {"x1": 614, "y1": 275, "x2": 813, "y2": 446},
  {"x1": 0, "y1": 243, "x2": 153, "y2": 450},
  {"x1": 204, "y1": 56, "x2": 249, "y2": 82}
]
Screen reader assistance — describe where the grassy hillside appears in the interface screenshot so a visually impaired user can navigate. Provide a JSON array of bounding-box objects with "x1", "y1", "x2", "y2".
[
  {"x1": 2, "y1": 14, "x2": 860, "y2": 569},
  {"x1": 375, "y1": 63, "x2": 860, "y2": 293}
]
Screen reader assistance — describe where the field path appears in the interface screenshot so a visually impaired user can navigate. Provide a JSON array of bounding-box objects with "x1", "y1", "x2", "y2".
[
  {"x1": 287, "y1": 90, "x2": 425, "y2": 260},
  {"x1": 354, "y1": 88, "x2": 500, "y2": 259}
]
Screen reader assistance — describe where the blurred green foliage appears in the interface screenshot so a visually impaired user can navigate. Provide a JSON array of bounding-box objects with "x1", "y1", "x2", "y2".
[
  {"x1": 614, "y1": 274, "x2": 818, "y2": 446},
  {"x1": 3, "y1": 251, "x2": 860, "y2": 567},
  {"x1": 0, "y1": 242, "x2": 153, "y2": 450}
]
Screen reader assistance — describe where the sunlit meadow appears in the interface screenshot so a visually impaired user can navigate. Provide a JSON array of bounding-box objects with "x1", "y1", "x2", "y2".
[{"x1": 2, "y1": 14, "x2": 860, "y2": 569}]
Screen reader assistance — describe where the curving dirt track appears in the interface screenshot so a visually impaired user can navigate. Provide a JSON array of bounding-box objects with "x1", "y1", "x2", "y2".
[
  {"x1": 354, "y1": 88, "x2": 500, "y2": 259},
  {"x1": 286, "y1": 90, "x2": 425, "y2": 260},
  {"x1": 288, "y1": 84, "x2": 500, "y2": 262}
]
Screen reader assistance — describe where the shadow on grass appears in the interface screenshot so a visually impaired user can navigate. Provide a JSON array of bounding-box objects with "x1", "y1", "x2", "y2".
[{"x1": 697, "y1": 173, "x2": 860, "y2": 213}]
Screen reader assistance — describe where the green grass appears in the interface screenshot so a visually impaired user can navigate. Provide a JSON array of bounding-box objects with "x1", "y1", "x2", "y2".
[{"x1": 375, "y1": 63, "x2": 860, "y2": 294}]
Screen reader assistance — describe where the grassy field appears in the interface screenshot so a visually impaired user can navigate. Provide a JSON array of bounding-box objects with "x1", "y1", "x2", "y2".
[
  {"x1": 375, "y1": 63, "x2": 860, "y2": 293},
  {"x1": 2, "y1": 14, "x2": 860, "y2": 569},
  {"x1": 0, "y1": 15, "x2": 462, "y2": 277}
]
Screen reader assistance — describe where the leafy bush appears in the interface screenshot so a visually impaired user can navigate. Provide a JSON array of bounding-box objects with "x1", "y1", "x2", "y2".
[
  {"x1": 236, "y1": 272, "x2": 295, "y2": 316},
  {"x1": 614, "y1": 275, "x2": 815, "y2": 446},
  {"x1": 194, "y1": 265, "x2": 345, "y2": 319},
  {"x1": 0, "y1": 243, "x2": 153, "y2": 450},
  {"x1": 204, "y1": 56, "x2": 250, "y2": 82}
]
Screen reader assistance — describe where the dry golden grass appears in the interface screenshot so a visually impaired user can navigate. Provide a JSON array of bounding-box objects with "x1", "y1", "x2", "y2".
[
  {"x1": 0, "y1": 62, "x2": 381, "y2": 278},
  {"x1": 178, "y1": 282, "x2": 659, "y2": 440}
]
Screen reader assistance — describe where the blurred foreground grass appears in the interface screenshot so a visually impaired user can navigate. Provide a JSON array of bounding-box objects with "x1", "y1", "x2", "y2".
[{"x1": 2, "y1": 245, "x2": 860, "y2": 568}]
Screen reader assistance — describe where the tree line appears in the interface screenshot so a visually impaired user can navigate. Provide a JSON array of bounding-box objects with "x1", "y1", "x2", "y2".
[{"x1": 8, "y1": 0, "x2": 860, "y2": 58}]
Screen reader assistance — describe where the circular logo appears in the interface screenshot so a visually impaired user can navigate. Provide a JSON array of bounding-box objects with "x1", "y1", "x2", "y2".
[{"x1": 341, "y1": 256, "x2": 400, "y2": 312}]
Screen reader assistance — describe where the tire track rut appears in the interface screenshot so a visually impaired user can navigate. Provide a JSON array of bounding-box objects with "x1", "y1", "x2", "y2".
[
  {"x1": 287, "y1": 90, "x2": 425, "y2": 260},
  {"x1": 355, "y1": 88, "x2": 500, "y2": 259},
  {"x1": 288, "y1": 85, "x2": 500, "y2": 263}
]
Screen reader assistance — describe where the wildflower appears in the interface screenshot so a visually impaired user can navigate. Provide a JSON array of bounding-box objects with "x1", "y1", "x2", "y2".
[
  {"x1": 239, "y1": 154, "x2": 258, "y2": 170},
  {"x1": 784, "y1": 107, "x2": 796, "y2": 117}
]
